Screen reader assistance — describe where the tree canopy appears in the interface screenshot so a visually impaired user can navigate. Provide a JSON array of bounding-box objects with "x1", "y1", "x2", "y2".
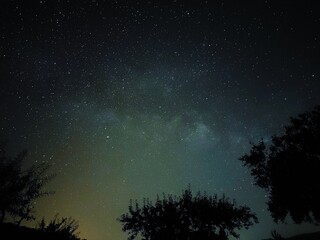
[
  {"x1": 119, "y1": 188, "x2": 258, "y2": 240},
  {"x1": 0, "y1": 143, "x2": 54, "y2": 225},
  {"x1": 240, "y1": 105, "x2": 320, "y2": 224}
]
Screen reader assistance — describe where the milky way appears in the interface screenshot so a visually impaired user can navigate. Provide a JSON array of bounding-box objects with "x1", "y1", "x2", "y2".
[{"x1": 1, "y1": 1, "x2": 320, "y2": 239}]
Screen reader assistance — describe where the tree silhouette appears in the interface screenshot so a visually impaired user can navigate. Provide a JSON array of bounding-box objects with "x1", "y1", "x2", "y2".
[
  {"x1": 240, "y1": 105, "x2": 320, "y2": 224},
  {"x1": 0, "y1": 143, "x2": 54, "y2": 225},
  {"x1": 119, "y1": 188, "x2": 258, "y2": 240}
]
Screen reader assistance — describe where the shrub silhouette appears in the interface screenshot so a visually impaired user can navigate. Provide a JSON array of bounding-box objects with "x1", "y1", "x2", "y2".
[
  {"x1": 119, "y1": 187, "x2": 258, "y2": 240},
  {"x1": 271, "y1": 230, "x2": 284, "y2": 240},
  {"x1": 0, "y1": 143, "x2": 54, "y2": 225},
  {"x1": 240, "y1": 105, "x2": 320, "y2": 224},
  {"x1": 37, "y1": 215, "x2": 81, "y2": 240}
]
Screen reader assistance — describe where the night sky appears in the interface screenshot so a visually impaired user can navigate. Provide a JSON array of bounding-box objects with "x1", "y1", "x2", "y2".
[{"x1": 1, "y1": 1, "x2": 320, "y2": 239}]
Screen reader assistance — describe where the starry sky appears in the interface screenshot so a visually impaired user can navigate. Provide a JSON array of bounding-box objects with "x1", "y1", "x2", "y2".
[{"x1": 1, "y1": 1, "x2": 320, "y2": 240}]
